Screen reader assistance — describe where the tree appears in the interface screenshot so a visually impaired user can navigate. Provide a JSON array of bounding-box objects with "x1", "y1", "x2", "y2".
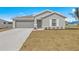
[
  {"x1": 74, "y1": 8, "x2": 79, "y2": 20},
  {"x1": 70, "y1": 8, "x2": 79, "y2": 21}
]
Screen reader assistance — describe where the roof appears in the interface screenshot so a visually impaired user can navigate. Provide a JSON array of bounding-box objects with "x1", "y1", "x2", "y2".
[
  {"x1": 33, "y1": 9, "x2": 66, "y2": 18},
  {"x1": 0, "y1": 19, "x2": 8, "y2": 22},
  {"x1": 13, "y1": 9, "x2": 66, "y2": 20},
  {"x1": 13, "y1": 16, "x2": 34, "y2": 20},
  {"x1": 15, "y1": 15, "x2": 33, "y2": 18},
  {"x1": 33, "y1": 10, "x2": 54, "y2": 16},
  {"x1": 39, "y1": 13, "x2": 66, "y2": 20}
]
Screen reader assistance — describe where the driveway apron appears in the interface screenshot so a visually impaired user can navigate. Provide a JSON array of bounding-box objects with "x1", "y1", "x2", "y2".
[{"x1": 0, "y1": 28, "x2": 33, "y2": 51}]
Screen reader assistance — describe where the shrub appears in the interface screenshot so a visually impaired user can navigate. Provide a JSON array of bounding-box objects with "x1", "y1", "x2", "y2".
[{"x1": 44, "y1": 27, "x2": 48, "y2": 30}]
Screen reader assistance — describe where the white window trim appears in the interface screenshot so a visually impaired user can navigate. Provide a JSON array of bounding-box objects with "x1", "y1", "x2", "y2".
[
  {"x1": 50, "y1": 19, "x2": 59, "y2": 27},
  {"x1": 49, "y1": 19, "x2": 52, "y2": 27},
  {"x1": 56, "y1": 19, "x2": 59, "y2": 27},
  {"x1": 51, "y1": 19, "x2": 57, "y2": 26}
]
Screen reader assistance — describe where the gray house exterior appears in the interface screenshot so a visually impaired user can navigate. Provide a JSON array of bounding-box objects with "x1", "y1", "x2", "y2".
[
  {"x1": 13, "y1": 10, "x2": 67, "y2": 29},
  {"x1": 0, "y1": 19, "x2": 13, "y2": 28}
]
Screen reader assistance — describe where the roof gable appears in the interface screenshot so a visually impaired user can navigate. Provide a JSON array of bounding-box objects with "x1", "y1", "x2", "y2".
[
  {"x1": 33, "y1": 10, "x2": 66, "y2": 18},
  {"x1": 13, "y1": 9, "x2": 66, "y2": 21},
  {"x1": 38, "y1": 13, "x2": 66, "y2": 20},
  {"x1": 33, "y1": 10, "x2": 54, "y2": 16}
]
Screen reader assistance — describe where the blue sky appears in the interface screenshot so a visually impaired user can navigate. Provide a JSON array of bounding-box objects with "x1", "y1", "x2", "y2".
[{"x1": 0, "y1": 7, "x2": 76, "y2": 22}]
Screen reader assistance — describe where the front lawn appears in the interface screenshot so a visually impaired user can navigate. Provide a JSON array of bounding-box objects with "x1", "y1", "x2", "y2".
[{"x1": 20, "y1": 30, "x2": 79, "y2": 51}]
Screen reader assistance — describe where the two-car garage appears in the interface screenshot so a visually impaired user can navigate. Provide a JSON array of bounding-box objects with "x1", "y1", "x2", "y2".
[
  {"x1": 15, "y1": 20, "x2": 34, "y2": 28},
  {"x1": 14, "y1": 16, "x2": 34, "y2": 28}
]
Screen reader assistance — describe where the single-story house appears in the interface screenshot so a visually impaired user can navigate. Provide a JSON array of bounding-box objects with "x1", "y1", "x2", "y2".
[
  {"x1": 13, "y1": 10, "x2": 67, "y2": 29},
  {"x1": 0, "y1": 19, "x2": 13, "y2": 29}
]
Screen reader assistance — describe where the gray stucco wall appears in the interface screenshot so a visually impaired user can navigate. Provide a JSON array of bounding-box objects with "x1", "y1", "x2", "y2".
[
  {"x1": 42, "y1": 13, "x2": 66, "y2": 28},
  {"x1": 52, "y1": 14, "x2": 65, "y2": 27},
  {"x1": 42, "y1": 18, "x2": 50, "y2": 27}
]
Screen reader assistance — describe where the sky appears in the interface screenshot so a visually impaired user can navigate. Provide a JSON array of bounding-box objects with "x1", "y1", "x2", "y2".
[{"x1": 0, "y1": 7, "x2": 77, "y2": 22}]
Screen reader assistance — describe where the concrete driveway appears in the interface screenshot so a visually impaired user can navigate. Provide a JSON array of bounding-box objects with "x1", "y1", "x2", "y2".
[{"x1": 0, "y1": 28, "x2": 33, "y2": 51}]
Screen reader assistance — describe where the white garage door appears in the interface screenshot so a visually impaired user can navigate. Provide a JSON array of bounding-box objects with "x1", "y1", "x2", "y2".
[{"x1": 15, "y1": 20, "x2": 34, "y2": 28}]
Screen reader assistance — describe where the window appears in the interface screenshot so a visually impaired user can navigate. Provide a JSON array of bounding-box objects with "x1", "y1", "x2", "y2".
[{"x1": 52, "y1": 19, "x2": 56, "y2": 26}]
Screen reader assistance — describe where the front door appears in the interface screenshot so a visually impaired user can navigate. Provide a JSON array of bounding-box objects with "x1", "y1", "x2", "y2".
[{"x1": 37, "y1": 20, "x2": 42, "y2": 28}]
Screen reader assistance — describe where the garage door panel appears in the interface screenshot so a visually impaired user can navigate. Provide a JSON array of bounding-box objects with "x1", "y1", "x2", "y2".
[{"x1": 16, "y1": 21, "x2": 34, "y2": 28}]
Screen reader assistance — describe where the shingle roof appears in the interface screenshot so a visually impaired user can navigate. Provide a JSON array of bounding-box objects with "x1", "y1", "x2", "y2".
[
  {"x1": 13, "y1": 10, "x2": 66, "y2": 20},
  {"x1": 15, "y1": 15, "x2": 34, "y2": 18},
  {"x1": 33, "y1": 10, "x2": 54, "y2": 16},
  {"x1": 0, "y1": 19, "x2": 7, "y2": 22},
  {"x1": 35, "y1": 13, "x2": 66, "y2": 20},
  {"x1": 13, "y1": 16, "x2": 34, "y2": 20},
  {"x1": 33, "y1": 10, "x2": 66, "y2": 18}
]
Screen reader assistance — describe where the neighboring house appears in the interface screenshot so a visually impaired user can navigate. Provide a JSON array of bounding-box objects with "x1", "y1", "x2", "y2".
[
  {"x1": 65, "y1": 21, "x2": 69, "y2": 25},
  {"x1": 0, "y1": 19, "x2": 13, "y2": 28},
  {"x1": 7, "y1": 21, "x2": 13, "y2": 28},
  {"x1": 13, "y1": 10, "x2": 67, "y2": 29}
]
